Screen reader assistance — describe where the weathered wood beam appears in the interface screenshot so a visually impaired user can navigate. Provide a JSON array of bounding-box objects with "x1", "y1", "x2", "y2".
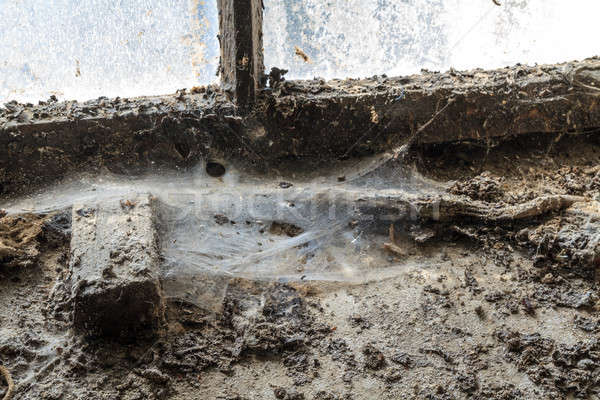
[
  {"x1": 1, "y1": 58, "x2": 600, "y2": 195},
  {"x1": 255, "y1": 58, "x2": 600, "y2": 156},
  {"x1": 70, "y1": 195, "x2": 163, "y2": 338},
  {"x1": 217, "y1": 0, "x2": 264, "y2": 107}
]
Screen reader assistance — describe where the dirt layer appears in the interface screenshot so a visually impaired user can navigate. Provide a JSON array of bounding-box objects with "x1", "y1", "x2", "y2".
[
  {"x1": 2, "y1": 56, "x2": 600, "y2": 399},
  {"x1": 1, "y1": 130, "x2": 600, "y2": 399}
]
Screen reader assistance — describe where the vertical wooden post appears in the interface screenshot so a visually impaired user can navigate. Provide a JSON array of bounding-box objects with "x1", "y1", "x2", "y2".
[{"x1": 217, "y1": 0, "x2": 265, "y2": 108}]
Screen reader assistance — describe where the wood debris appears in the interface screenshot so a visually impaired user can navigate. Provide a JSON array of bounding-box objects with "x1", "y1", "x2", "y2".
[
  {"x1": 370, "y1": 106, "x2": 379, "y2": 124},
  {"x1": 294, "y1": 46, "x2": 311, "y2": 63},
  {"x1": 120, "y1": 199, "x2": 137, "y2": 210},
  {"x1": 0, "y1": 365, "x2": 14, "y2": 400},
  {"x1": 384, "y1": 224, "x2": 406, "y2": 257}
]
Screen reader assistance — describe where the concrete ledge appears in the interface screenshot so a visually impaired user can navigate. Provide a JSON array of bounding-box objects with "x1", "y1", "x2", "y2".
[{"x1": 69, "y1": 195, "x2": 163, "y2": 338}]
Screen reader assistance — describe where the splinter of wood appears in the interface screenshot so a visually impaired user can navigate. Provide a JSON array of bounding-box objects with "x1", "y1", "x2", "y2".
[{"x1": 0, "y1": 365, "x2": 14, "y2": 400}]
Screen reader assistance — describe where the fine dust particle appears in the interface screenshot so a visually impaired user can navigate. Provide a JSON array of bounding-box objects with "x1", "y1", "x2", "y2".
[
  {"x1": 75, "y1": 59, "x2": 81, "y2": 77},
  {"x1": 294, "y1": 46, "x2": 311, "y2": 63}
]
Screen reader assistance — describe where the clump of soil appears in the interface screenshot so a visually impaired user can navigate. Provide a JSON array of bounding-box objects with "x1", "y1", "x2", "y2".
[
  {"x1": 496, "y1": 328, "x2": 600, "y2": 397},
  {"x1": 362, "y1": 344, "x2": 386, "y2": 370},
  {"x1": 449, "y1": 171, "x2": 505, "y2": 202},
  {"x1": 558, "y1": 165, "x2": 600, "y2": 195},
  {"x1": 0, "y1": 211, "x2": 70, "y2": 270},
  {"x1": 269, "y1": 222, "x2": 304, "y2": 237},
  {"x1": 4, "y1": 132, "x2": 600, "y2": 399},
  {"x1": 0, "y1": 214, "x2": 45, "y2": 268}
]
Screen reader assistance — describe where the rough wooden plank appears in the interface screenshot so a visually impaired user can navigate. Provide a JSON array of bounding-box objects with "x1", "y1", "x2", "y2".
[
  {"x1": 69, "y1": 195, "x2": 163, "y2": 338},
  {"x1": 255, "y1": 58, "x2": 600, "y2": 156},
  {"x1": 217, "y1": 0, "x2": 264, "y2": 106},
  {"x1": 1, "y1": 59, "x2": 600, "y2": 195}
]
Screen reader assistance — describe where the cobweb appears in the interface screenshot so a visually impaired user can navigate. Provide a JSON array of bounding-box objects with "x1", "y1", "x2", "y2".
[{"x1": 0, "y1": 154, "x2": 444, "y2": 309}]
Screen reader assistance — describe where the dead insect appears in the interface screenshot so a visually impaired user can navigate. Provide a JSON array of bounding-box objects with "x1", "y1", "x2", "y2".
[
  {"x1": 214, "y1": 214, "x2": 230, "y2": 225},
  {"x1": 75, "y1": 58, "x2": 81, "y2": 77},
  {"x1": 474, "y1": 305, "x2": 486, "y2": 319},
  {"x1": 120, "y1": 199, "x2": 137, "y2": 209},
  {"x1": 521, "y1": 298, "x2": 536, "y2": 315},
  {"x1": 294, "y1": 46, "x2": 311, "y2": 63}
]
